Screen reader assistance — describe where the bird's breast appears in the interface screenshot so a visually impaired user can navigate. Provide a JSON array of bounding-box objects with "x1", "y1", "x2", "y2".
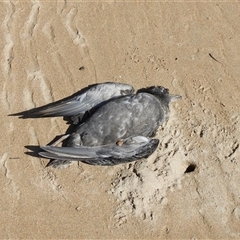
[{"x1": 69, "y1": 93, "x2": 166, "y2": 147}]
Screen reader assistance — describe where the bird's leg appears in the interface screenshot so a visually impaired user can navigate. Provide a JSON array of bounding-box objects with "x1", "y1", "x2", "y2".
[{"x1": 51, "y1": 134, "x2": 70, "y2": 146}]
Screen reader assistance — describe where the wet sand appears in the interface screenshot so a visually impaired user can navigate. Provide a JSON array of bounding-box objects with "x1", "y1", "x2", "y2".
[{"x1": 1, "y1": 2, "x2": 240, "y2": 239}]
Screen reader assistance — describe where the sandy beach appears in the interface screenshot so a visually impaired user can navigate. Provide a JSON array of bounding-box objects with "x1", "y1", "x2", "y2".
[{"x1": 1, "y1": 1, "x2": 240, "y2": 239}]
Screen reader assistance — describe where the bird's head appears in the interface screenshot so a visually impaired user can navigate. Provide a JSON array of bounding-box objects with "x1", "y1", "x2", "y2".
[{"x1": 138, "y1": 86, "x2": 181, "y2": 105}]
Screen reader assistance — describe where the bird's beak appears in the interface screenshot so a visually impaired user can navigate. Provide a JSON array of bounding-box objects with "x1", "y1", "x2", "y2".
[{"x1": 169, "y1": 94, "x2": 182, "y2": 102}]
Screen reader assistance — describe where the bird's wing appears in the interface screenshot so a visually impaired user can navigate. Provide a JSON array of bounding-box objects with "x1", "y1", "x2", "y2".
[
  {"x1": 39, "y1": 136, "x2": 159, "y2": 166},
  {"x1": 29, "y1": 92, "x2": 99, "y2": 117},
  {"x1": 10, "y1": 82, "x2": 134, "y2": 118}
]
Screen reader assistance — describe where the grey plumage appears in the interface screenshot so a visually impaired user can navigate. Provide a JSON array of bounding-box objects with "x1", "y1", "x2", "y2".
[
  {"x1": 10, "y1": 82, "x2": 134, "y2": 124},
  {"x1": 39, "y1": 86, "x2": 181, "y2": 167},
  {"x1": 40, "y1": 136, "x2": 159, "y2": 166}
]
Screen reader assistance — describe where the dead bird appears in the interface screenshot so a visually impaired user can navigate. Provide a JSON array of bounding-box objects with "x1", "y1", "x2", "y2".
[
  {"x1": 39, "y1": 86, "x2": 181, "y2": 167},
  {"x1": 10, "y1": 82, "x2": 134, "y2": 124}
]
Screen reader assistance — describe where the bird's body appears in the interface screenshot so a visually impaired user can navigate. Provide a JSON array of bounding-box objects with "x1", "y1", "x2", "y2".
[
  {"x1": 68, "y1": 92, "x2": 166, "y2": 147},
  {"x1": 39, "y1": 86, "x2": 181, "y2": 167}
]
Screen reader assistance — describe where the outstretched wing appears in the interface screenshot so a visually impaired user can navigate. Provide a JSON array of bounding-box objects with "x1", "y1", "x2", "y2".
[
  {"x1": 39, "y1": 136, "x2": 159, "y2": 166},
  {"x1": 28, "y1": 91, "x2": 101, "y2": 117},
  {"x1": 10, "y1": 82, "x2": 134, "y2": 118}
]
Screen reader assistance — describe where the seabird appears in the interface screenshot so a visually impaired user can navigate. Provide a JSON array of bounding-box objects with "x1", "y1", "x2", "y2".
[{"x1": 39, "y1": 86, "x2": 181, "y2": 167}]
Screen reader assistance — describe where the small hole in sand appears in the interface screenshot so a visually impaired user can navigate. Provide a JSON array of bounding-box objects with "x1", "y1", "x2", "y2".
[{"x1": 184, "y1": 164, "x2": 196, "y2": 173}]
